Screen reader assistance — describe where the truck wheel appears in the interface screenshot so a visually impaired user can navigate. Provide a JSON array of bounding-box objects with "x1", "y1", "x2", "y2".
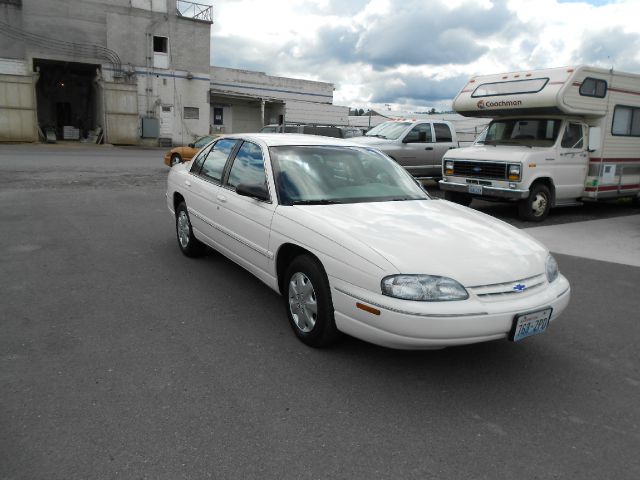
[
  {"x1": 444, "y1": 191, "x2": 472, "y2": 207},
  {"x1": 518, "y1": 184, "x2": 551, "y2": 222}
]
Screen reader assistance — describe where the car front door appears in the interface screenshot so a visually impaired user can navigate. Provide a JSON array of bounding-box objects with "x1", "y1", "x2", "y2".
[
  {"x1": 556, "y1": 122, "x2": 588, "y2": 199},
  {"x1": 395, "y1": 123, "x2": 436, "y2": 177},
  {"x1": 186, "y1": 138, "x2": 239, "y2": 247},
  {"x1": 217, "y1": 140, "x2": 277, "y2": 278}
]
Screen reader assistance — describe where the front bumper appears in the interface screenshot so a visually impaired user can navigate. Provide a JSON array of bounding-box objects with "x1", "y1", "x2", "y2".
[
  {"x1": 330, "y1": 275, "x2": 571, "y2": 350},
  {"x1": 439, "y1": 179, "x2": 529, "y2": 200}
]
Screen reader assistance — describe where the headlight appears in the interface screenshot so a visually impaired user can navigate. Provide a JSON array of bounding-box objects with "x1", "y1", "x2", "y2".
[
  {"x1": 381, "y1": 275, "x2": 469, "y2": 301},
  {"x1": 508, "y1": 163, "x2": 521, "y2": 181},
  {"x1": 546, "y1": 255, "x2": 559, "y2": 283},
  {"x1": 444, "y1": 160, "x2": 454, "y2": 175}
]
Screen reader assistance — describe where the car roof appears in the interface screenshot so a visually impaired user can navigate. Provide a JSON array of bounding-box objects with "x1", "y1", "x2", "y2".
[{"x1": 220, "y1": 133, "x2": 363, "y2": 148}]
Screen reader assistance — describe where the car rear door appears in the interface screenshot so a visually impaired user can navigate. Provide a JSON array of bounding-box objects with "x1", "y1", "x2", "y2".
[
  {"x1": 433, "y1": 123, "x2": 456, "y2": 176},
  {"x1": 394, "y1": 122, "x2": 436, "y2": 177},
  {"x1": 185, "y1": 138, "x2": 239, "y2": 247}
]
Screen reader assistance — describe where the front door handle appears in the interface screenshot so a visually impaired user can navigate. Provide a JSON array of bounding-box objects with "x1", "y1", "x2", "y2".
[
  {"x1": 184, "y1": 180, "x2": 191, "y2": 187},
  {"x1": 217, "y1": 194, "x2": 227, "y2": 203},
  {"x1": 425, "y1": 147, "x2": 434, "y2": 151}
]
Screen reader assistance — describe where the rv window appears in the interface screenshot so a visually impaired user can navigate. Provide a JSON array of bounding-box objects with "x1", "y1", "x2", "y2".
[
  {"x1": 579, "y1": 78, "x2": 607, "y2": 98},
  {"x1": 612, "y1": 106, "x2": 640, "y2": 137},
  {"x1": 434, "y1": 123, "x2": 453, "y2": 142},
  {"x1": 471, "y1": 78, "x2": 549, "y2": 97}
]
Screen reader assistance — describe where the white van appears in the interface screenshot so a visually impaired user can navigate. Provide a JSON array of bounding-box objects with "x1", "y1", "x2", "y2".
[{"x1": 440, "y1": 65, "x2": 640, "y2": 221}]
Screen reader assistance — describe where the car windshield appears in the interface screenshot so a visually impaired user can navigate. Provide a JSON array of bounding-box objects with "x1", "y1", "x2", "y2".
[
  {"x1": 365, "y1": 121, "x2": 411, "y2": 140},
  {"x1": 269, "y1": 145, "x2": 429, "y2": 205},
  {"x1": 480, "y1": 119, "x2": 562, "y2": 147}
]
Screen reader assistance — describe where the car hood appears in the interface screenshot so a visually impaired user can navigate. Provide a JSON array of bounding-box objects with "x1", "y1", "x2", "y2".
[
  {"x1": 279, "y1": 200, "x2": 548, "y2": 286},
  {"x1": 349, "y1": 136, "x2": 396, "y2": 146},
  {"x1": 444, "y1": 145, "x2": 543, "y2": 162}
]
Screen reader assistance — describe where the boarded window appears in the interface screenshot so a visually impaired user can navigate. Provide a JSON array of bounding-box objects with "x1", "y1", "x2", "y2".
[{"x1": 184, "y1": 107, "x2": 199, "y2": 120}]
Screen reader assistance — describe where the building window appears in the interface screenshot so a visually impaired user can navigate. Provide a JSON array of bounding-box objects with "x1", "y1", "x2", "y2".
[
  {"x1": 579, "y1": 77, "x2": 607, "y2": 98},
  {"x1": 153, "y1": 36, "x2": 168, "y2": 53},
  {"x1": 612, "y1": 105, "x2": 640, "y2": 137},
  {"x1": 184, "y1": 107, "x2": 199, "y2": 120}
]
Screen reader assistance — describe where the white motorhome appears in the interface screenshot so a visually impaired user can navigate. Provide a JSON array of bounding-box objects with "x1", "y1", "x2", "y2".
[{"x1": 440, "y1": 65, "x2": 640, "y2": 221}]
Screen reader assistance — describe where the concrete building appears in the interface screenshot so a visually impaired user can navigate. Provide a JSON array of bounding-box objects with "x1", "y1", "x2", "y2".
[
  {"x1": 0, "y1": 0, "x2": 348, "y2": 145},
  {"x1": 209, "y1": 66, "x2": 349, "y2": 135},
  {"x1": 0, "y1": 0, "x2": 212, "y2": 145}
]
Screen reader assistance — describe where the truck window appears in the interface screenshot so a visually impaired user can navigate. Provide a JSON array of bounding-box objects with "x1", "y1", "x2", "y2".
[
  {"x1": 404, "y1": 124, "x2": 432, "y2": 143},
  {"x1": 434, "y1": 123, "x2": 453, "y2": 142},
  {"x1": 561, "y1": 123, "x2": 584, "y2": 148}
]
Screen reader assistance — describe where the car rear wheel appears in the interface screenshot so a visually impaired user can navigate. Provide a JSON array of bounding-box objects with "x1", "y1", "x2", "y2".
[
  {"x1": 518, "y1": 183, "x2": 551, "y2": 222},
  {"x1": 170, "y1": 153, "x2": 182, "y2": 166},
  {"x1": 175, "y1": 202, "x2": 206, "y2": 257},
  {"x1": 284, "y1": 255, "x2": 339, "y2": 347}
]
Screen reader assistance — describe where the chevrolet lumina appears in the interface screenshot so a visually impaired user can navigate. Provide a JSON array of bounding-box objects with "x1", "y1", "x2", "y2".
[{"x1": 166, "y1": 133, "x2": 570, "y2": 349}]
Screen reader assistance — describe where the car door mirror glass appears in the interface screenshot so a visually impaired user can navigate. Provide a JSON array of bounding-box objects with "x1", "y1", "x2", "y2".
[{"x1": 236, "y1": 183, "x2": 269, "y2": 201}]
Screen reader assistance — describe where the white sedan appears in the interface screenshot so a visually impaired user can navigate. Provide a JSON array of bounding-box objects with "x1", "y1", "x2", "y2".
[{"x1": 166, "y1": 133, "x2": 570, "y2": 349}]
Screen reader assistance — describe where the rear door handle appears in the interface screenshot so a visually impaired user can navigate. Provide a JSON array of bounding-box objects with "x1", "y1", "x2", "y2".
[{"x1": 217, "y1": 194, "x2": 227, "y2": 203}]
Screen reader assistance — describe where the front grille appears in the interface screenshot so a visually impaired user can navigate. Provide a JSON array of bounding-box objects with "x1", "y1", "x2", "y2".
[
  {"x1": 468, "y1": 274, "x2": 546, "y2": 301},
  {"x1": 453, "y1": 160, "x2": 507, "y2": 180}
]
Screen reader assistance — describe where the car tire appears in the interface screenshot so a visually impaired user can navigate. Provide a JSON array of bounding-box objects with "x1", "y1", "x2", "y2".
[
  {"x1": 175, "y1": 202, "x2": 206, "y2": 257},
  {"x1": 284, "y1": 255, "x2": 339, "y2": 348},
  {"x1": 170, "y1": 153, "x2": 182, "y2": 166},
  {"x1": 518, "y1": 183, "x2": 551, "y2": 222},
  {"x1": 444, "y1": 190, "x2": 473, "y2": 207}
]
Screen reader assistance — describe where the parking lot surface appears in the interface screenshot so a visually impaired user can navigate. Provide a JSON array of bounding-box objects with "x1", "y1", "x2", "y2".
[{"x1": 1, "y1": 144, "x2": 639, "y2": 479}]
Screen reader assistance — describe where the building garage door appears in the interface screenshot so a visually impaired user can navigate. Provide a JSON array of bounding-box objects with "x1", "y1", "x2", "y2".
[
  {"x1": 0, "y1": 73, "x2": 37, "y2": 142},
  {"x1": 103, "y1": 82, "x2": 138, "y2": 145}
]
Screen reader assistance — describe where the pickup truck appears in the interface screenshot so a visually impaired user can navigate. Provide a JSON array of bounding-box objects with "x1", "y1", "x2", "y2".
[{"x1": 350, "y1": 120, "x2": 458, "y2": 178}]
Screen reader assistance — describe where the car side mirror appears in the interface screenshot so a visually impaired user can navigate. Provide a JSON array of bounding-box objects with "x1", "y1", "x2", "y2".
[
  {"x1": 188, "y1": 143, "x2": 195, "y2": 148},
  {"x1": 236, "y1": 183, "x2": 270, "y2": 202},
  {"x1": 588, "y1": 126, "x2": 601, "y2": 152}
]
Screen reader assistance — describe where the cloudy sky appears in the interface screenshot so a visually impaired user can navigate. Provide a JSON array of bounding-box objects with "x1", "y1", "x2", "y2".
[{"x1": 207, "y1": 0, "x2": 640, "y2": 112}]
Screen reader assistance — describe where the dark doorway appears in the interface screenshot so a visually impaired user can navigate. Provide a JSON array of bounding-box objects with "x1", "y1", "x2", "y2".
[{"x1": 34, "y1": 59, "x2": 99, "y2": 140}]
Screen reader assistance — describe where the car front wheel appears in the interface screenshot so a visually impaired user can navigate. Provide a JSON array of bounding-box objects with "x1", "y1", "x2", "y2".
[
  {"x1": 284, "y1": 255, "x2": 339, "y2": 347},
  {"x1": 518, "y1": 183, "x2": 551, "y2": 221},
  {"x1": 175, "y1": 202, "x2": 206, "y2": 257}
]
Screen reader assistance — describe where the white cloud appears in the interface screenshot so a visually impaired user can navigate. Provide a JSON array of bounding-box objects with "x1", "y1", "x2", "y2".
[{"x1": 209, "y1": 0, "x2": 640, "y2": 111}]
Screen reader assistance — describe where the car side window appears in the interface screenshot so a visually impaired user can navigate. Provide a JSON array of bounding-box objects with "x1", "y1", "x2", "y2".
[
  {"x1": 227, "y1": 141, "x2": 267, "y2": 191},
  {"x1": 199, "y1": 139, "x2": 238, "y2": 182},
  {"x1": 434, "y1": 123, "x2": 453, "y2": 142},
  {"x1": 404, "y1": 124, "x2": 433, "y2": 143},
  {"x1": 190, "y1": 144, "x2": 213, "y2": 174},
  {"x1": 561, "y1": 123, "x2": 583, "y2": 149}
]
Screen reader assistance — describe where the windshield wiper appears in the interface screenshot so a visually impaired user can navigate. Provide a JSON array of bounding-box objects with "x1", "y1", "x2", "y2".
[
  {"x1": 290, "y1": 199, "x2": 342, "y2": 205},
  {"x1": 366, "y1": 134, "x2": 387, "y2": 139}
]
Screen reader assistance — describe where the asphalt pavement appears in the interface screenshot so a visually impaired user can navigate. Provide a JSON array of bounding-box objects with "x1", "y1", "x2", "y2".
[{"x1": 1, "y1": 144, "x2": 639, "y2": 480}]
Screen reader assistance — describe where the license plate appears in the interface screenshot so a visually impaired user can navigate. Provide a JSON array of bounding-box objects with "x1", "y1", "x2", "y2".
[
  {"x1": 509, "y1": 307, "x2": 552, "y2": 342},
  {"x1": 468, "y1": 184, "x2": 483, "y2": 195}
]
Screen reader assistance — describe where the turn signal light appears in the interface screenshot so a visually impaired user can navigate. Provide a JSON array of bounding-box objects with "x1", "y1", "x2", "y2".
[{"x1": 444, "y1": 160, "x2": 454, "y2": 175}]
